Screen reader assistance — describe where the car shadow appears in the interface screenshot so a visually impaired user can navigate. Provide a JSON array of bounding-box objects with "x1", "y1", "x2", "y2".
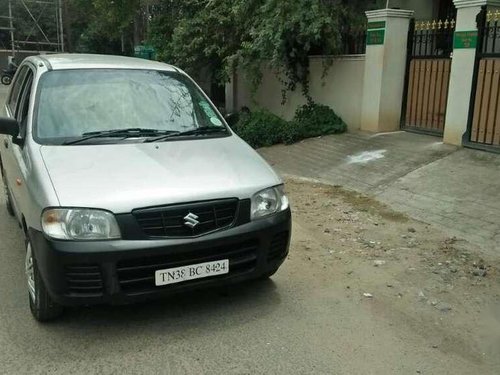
[{"x1": 51, "y1": 277, "x2": 282, "y2": 337}]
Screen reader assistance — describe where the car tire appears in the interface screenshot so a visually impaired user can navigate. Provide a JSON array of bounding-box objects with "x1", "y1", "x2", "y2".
[
  {"x1": 1, "y1": 75, "x2": 11, "y2": 86},
  {"x1": 26, "y1": 239, "x2": 63, "y2": 322}
]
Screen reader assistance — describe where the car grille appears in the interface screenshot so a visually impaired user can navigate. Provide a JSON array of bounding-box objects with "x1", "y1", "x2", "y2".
[
  {"x1": 116, "y1": 239, "x2": 258, "y2": 294},
  {"x1": 268, "y1": 232, "x2": 289, "y2": 261},
  {"x1": 65, "y1": 265, "x2": 104, "y2": 296},
  {"x1": 133, "y1": 199, "x2": 239, "y2": 238}
]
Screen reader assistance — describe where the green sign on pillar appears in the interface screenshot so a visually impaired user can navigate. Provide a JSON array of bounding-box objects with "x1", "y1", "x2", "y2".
[
  {"x1": 367, "y1": 29, "x2": 386, "y2": 45},
  {"x1": 366, "y1": 21, "x2": 386, "y2": 46},
  {"x1": 454, "y1": 30, "x2": 478, "y2": 49}
]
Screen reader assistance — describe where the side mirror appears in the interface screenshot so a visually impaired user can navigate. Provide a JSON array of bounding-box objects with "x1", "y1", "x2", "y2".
[{"x1": 0, "y1": 117, "x2": 20, "y2": 138}]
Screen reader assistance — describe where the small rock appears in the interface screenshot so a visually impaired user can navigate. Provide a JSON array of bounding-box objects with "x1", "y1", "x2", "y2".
[
  {"x1": 363, "y1": 293, "x2": 373, "y2": 298},
  {"x1": 374, "y1": 260, "x2": 386, "y2": 267},
  {"x1": 438, "y1": 262, "x2": 443, "y2": 266},
  {"x1": 324, "y1": 228, "x2": 331, "y2": 233},
  {"x1": 401, "y1": 234, "x2": 409, "y2": 239},
  {"x1": 386, "y1": 284, "x2": 394, "y2": 288},
  {"x1": 432, "y1": 345, "x2": 439, "y2": 349},
  {"x1": 430, "y1": 300, "x2": 438, "y2": 306},
  {"x1": 407, "y1": 240, "x2": 417, "y2": 248},
  {"x1": 450, "y1": 267, "x2": 458, "y2": 273},
  {"x1": 366, "y1": 243, "x2": 375, "y2": 248},
  {"x1": 472, "y1": 268, "x2": 487, "y2": 277},
  {"x1": 408, "y1": 227, "x2": 416, "y2": 233},
  {"x1": 347, "y1": 270, "x2": 353, "y2": 275},
  {"x1": 418, "y1": 291, "x2": 427, "y2": 301},
  {"x1": 436, "y1": 302, "x2": 452, "y2": 312}
]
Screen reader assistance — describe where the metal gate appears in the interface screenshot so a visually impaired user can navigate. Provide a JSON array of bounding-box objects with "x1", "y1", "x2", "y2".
[
  {"x1": 466, "y1": 8, "x2": 500, "y2": 151},
  {"x1": 401, "y1": 19, "x2": 455, "y2": 135}
]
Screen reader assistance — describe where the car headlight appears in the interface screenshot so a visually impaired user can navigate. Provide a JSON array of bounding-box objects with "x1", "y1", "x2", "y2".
[
  {"x1": 41, "y1": 208, "x2": 121, "y2": 240},
  {"x1": 251, "y1": 185, "x2": 289, "y2": 220}
]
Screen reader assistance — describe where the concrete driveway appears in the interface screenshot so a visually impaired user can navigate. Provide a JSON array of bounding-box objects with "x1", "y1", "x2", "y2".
[{"x1": 260, "y1": 132, "x2": 500, "y2": 259}]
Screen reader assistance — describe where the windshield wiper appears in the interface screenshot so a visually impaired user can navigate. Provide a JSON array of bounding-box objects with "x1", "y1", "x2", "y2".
[
  {"x1": 144, "y1": 126, "x2": 228, "y2": 143},
  {"x1": 63, "y1": 128, "x2": 178, "y2": 145}
]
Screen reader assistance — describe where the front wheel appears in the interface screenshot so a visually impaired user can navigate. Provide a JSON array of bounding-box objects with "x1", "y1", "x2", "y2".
[
  {"x1": 26, "y1": 239, "x2": 63, "y2": 322},
  {"x1": 1, "y1": 75, "x2": 11, "y2": 86}
]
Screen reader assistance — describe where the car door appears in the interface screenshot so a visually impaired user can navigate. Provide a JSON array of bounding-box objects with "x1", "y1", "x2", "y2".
[{"x1": 1, "y1": 65, "x2": 33, "y2": 217}]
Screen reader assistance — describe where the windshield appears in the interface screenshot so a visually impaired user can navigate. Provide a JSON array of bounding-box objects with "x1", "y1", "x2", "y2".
[{"x1": 34, "y1": 69, "x2": 226, "y2": 144}]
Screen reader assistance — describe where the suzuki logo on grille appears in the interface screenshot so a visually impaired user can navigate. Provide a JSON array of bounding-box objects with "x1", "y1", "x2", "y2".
[{"x1": 183, "y1": 212, "x2": 200, "y2": 228}]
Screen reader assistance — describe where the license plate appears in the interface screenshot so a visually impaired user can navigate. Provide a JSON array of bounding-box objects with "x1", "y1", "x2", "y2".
[{"x1": 155, "y1": 259, "x2": 229, "y2": 286}]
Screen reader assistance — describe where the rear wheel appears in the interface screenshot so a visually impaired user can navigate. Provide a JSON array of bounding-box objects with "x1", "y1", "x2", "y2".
[
  {"x1": 1, "y1": 75, "x2": 11, "y2": 86},
  {"x1": 26, "y1": 239, "x2": 63, "y2": 322}
]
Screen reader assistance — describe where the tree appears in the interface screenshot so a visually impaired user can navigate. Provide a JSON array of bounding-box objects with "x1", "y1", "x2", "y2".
[{"x1": 149, "y1": 0, "x2": 383, "y2": 102}]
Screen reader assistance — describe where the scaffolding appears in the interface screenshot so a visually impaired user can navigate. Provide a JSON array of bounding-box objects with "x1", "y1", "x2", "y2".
[{"x1": 0, "y1": 0, "x2": 64, "y2": 56}]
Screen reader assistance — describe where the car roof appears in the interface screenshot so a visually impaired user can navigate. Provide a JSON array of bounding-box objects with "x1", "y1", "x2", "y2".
[{"x1": 25, "y1": 53, "x2": 178, "y2": 72}]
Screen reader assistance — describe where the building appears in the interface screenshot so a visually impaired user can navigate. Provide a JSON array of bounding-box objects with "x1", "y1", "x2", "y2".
[{"x1": 227, "y1": 0, "x2": 500, "y2": 153}]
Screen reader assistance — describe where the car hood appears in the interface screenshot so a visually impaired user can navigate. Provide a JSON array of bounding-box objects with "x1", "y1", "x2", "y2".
[{"x1": 39, "y1": 136, "x2": 281, "y2": 213}]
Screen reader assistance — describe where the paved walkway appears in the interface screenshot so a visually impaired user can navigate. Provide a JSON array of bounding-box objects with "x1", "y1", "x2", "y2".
[{"x1": 260, "y1": 131, "x2": 500, "y2": 258}]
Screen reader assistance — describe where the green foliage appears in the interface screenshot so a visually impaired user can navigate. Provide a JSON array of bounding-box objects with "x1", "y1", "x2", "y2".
[
  {"x1": 234, "y1": 110, "x2": 288, "y2": 149},
  {"x1": 237, "y1": 0, "x2": 342, "y2": 103},
  {"x1": 234, "y1": 103, "x2": 346, "y2": 148},
  {"x1": 2, "y1": 0, "x2": 382, "y2": 101},
  {"x1": 148, "y1": 0, "x2": 380, "y2": 102},
  {"x1": 149, "y1": 0, "x2": 248, "y2": 84},
  {"x1": 293, "y1": 102, "x2": 347, "y2": 137}
]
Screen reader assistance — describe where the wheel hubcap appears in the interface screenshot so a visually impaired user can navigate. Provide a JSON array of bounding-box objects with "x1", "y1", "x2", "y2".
[{"x1": 25, "y1": 243, "x2": 36, "y2": 303}]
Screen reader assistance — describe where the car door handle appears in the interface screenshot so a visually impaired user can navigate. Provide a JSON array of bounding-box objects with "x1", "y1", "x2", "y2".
[{"x1": 3, "y1": 139, "x2": 8, "y2": 149}]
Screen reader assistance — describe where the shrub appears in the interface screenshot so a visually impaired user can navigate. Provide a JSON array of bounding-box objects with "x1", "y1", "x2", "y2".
[
  {"x1": 234, "y1": 110, "x2": 287, "y2": 148},
  {"x1": 293, "y1": 102, "x2": 347, "y2": 138},
  {"x1": 280, "y1": 120, "x2": 303, "y2": 145},
  {"x1": 233, "y1": 103, "x2": 347, "y2": 148}
]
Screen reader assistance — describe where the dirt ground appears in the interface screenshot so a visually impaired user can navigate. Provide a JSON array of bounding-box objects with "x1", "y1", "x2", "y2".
[
  {"x1": 285, "y1": 177, "x2": 500, "y2": 373},
  {"x1": 1, "y1": 174, "x2": 500, "y2": 374}
]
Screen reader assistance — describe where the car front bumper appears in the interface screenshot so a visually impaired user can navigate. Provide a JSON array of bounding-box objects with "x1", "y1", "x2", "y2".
[{"x1": 29, "y1": 210, "x2": 291, "y2": 306}]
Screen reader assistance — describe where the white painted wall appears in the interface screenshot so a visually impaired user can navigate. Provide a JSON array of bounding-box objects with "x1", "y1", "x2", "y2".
[{"x1": 232, "y1": 55, "x2": 366, "y2": 130}]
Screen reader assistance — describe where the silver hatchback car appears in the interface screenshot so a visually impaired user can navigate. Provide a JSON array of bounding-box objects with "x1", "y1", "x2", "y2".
[{"x1": 0, "y1": 54, "x2": 291, "y2": 321}]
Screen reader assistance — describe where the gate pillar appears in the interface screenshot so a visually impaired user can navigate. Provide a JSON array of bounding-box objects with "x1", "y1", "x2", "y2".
[
  {"x1": 444, "y1": 0, "x2": 500, "y2": 145},
  {"x1": 360, "y1": 8, "x2": 414, "y2": 133}
]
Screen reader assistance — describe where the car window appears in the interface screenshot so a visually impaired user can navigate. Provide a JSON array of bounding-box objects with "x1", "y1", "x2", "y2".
[
  {"x1": 7, "y1": 66, "x2": 29, "y2": 116},
  {"x1": 16, "y1": 69, "x2": 34, "y2": 138},
  {"x1": 35, "y1": 69, "x2": 226, "y2": 143}
]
